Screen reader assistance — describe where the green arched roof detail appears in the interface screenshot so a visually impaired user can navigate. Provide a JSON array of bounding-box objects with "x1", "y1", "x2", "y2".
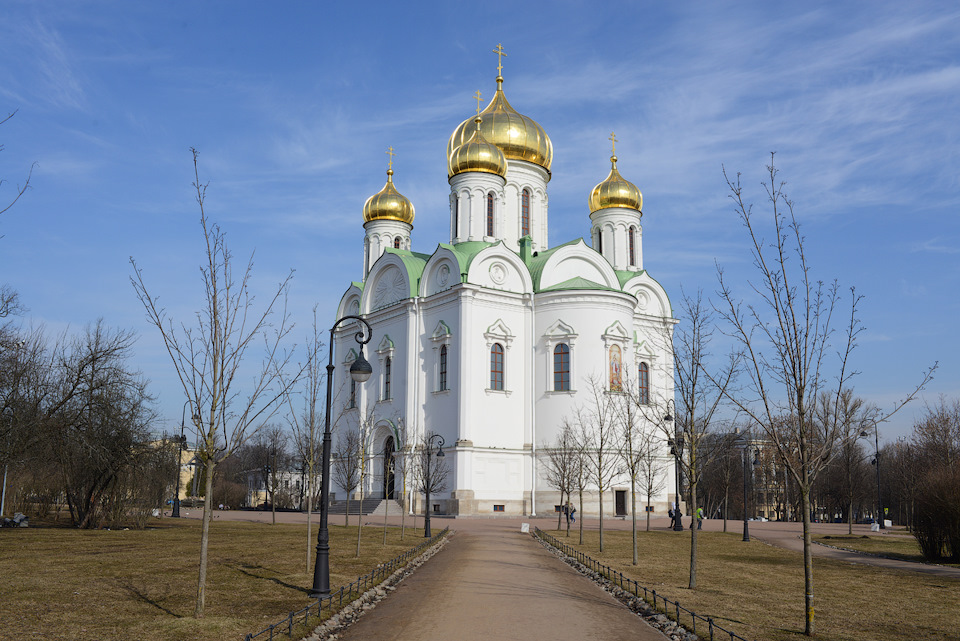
[
  {"x1": 523, "y1": 238, "x2": 584, "y2": 291},
  {"x1": 383, "y1": 248, "x2": 432, "y2": 298},
  {"x1": 539, "y1": 276, "x2": 622, "y2": 293}
]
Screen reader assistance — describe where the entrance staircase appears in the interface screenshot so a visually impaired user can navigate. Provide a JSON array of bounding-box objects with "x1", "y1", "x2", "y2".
[{"x1": 326, "y1": 498, "x2": 403, "y2": 516}]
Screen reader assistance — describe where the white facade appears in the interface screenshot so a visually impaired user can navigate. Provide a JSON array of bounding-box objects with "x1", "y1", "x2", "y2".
[{"x1": 330, "y1": 63, "x2": 677, "y2": 518}]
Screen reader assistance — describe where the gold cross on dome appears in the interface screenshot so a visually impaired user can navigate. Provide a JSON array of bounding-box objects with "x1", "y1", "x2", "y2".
[
  {"x1": 492, "y1": 43, "x2": 507, "y2": 76},
  {"x1": 609, "y1": 131, "x2": 618, "y2": 156},
  {"x1": 386, "y1": 146, "x2": 395, "y2": 171},
  {"x1": 474, "y1": 90, "x2": 483, "y2": 116}
]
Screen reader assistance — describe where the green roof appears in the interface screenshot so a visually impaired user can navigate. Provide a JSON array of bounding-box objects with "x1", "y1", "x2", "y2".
[
  {"x1": 441, "y1": 241, "x2": 497, "y2": 282},
  {"x1": 524, "y1": 238, "x2": 583, "y2": 291},
  {"x1": 614, "y1": 269, "x2": 643, "y2": 288},
  {"x1": 539, "y1": 276, "x2": 622, "y2": 293},
  {"x1": 383, "y1": 248, "x2": 431, "y2": 298}
]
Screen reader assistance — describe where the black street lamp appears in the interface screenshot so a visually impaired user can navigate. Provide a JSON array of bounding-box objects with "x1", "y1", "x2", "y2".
[
  {"x1": 423, "y1": 434, "x2": 445, "y2": 538},
  {"x1": 172, "y1": 401, "x2": 194, "y2": 518},
  {"x1": 664, "y1": 401, "x2": 684, "y2": 532},
  {"x1": 310, "y1": 315, "x2": 372, "y2": 600},
  {"x1": 742, "y1": 444, "x2": 761, "y2": 541},
  {"x1": 860, "y1": 420, "x2": 884, "y2": 529}
]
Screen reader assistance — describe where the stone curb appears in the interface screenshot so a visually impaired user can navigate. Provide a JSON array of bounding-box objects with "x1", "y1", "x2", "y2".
[
  {"x1": 300, "y1": 532, "x2": 452, "y2": 641},
  {"x1": 533, "y1": 533, "x2": 703, "y2": 641}
]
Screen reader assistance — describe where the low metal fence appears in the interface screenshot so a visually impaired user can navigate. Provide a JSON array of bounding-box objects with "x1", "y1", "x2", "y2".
[
  {"x1": 243, "y1": 527, "x2": 449, "y2": 641},
  {"x1": 534, "y1": 528, "x2": 750, "y2": 641}
]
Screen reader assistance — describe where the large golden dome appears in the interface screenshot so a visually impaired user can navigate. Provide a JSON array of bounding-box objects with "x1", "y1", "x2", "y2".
[
  {"x1": 589, "y1": 154, "x2": 642, "y2": 213},
  {"x1": 448, "y1": 116, "x2": 508, "y2": 179},
  {"x1": 363, "y1": 168, "x2": 415, "y2": 225},
  {"x1": 447, "y1": 75, "x2": 552, "y2": 172}
]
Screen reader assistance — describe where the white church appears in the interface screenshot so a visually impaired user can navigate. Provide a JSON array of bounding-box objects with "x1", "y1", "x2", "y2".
[{"x1": 332, "y1": 50, "x2": 677, "y2": 517}]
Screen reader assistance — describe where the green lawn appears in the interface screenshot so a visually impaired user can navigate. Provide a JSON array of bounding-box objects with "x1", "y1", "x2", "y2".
[
  {"x1": 0, "y1": 517, "x2": 434, "y2": 641},
  {"x1": 543, "y1": 527, "x2": 960, "y2": 641}
]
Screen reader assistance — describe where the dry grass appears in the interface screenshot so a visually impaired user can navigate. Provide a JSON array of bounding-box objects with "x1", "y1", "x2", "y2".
[
  {"x1": 814, "y1": 534, "x2": 960, "y2": 568},
  {"x1": 0, "y1": 517, "x2": 430, "y2": 641},
  {"x1": 549, "y1": 528, "x2": 960, "y2": 641}
]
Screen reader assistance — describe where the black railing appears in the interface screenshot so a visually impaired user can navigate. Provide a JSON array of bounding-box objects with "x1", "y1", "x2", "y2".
[
  {"x1": 534, "y1": 528, "x2": 750, "y2": 641},
  {"x1": 243, "y1": 527, "x2": 449, "y2": 641}
]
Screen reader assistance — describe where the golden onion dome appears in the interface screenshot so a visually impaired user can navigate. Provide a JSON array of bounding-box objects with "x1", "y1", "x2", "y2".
[
  {"x1": 589, "y1": 154, "x2": 643, "y2": 213},
  {"x1": 362, "y1": 167, "x2": 415, "y2": 225},
  {"x1": 447, "y1": 75, "x2": 552, "y2": 172},
  {"x1": 448, "y1": 116, "x2": 508, "y2": 178}
]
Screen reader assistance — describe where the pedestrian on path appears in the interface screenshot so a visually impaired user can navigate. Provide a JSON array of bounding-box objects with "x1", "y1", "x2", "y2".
[{"x1": 696, "y1": 507, "x2": 704, "y2": 530}]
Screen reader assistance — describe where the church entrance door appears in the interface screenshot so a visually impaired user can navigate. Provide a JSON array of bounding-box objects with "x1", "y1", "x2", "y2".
[
  {"x1": 382, "y1": 436, "x2": 395, "y2": 499},
  {"x1": 615, "y1": 490, "x2": 627, "y2": 516}
]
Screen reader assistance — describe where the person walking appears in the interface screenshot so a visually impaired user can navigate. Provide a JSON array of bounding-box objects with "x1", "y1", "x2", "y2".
[{"x1": 696, "y1": 506, "x2": 704, "y2": 530}]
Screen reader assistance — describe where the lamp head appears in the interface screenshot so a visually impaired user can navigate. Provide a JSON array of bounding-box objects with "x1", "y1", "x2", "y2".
[{"x1": 350, "y1": 350, "x2": 373, "y2": 383}]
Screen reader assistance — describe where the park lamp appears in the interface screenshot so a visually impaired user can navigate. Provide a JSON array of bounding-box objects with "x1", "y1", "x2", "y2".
[{"x1": 349, "y1": 349, "x2": 372, "y2": 383}]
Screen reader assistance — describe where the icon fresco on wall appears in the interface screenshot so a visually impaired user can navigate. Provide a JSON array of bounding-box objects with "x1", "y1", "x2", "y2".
[{"x1": 609, "y1": 344, "x2": 622, "y2": 392}]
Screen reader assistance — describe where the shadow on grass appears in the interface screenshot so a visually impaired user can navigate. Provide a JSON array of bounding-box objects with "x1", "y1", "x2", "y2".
[
  {"x1": 232, "y1": 563, "x2": 310, "y2": 594},
  {"x1": 118, "y1": 581, "x2": 183, "y2": 618}
]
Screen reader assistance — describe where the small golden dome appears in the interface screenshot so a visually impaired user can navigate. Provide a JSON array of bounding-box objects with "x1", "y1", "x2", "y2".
[
  {"x1": 448, "y1": 116, "x2": 508, "y2": 178},
  {"x1": 363, "y1": 168, "x2": 415, "y2": 225},
  {"x1": 589, "y1": 155, "x2": 643, "y2": 213},
  {"x1": 447, "y1": 75, "x2": 552, "y2": 172}
]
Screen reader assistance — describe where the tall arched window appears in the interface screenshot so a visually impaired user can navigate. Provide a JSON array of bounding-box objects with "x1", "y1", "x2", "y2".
[
  {"x1": 453, "y1": 198, "x2": 459, "y2": 238},
  {"x1": 521, "y1": 189, "x2": 530, "y2": 237},
  {"x1": 638, "y1": 362, "x2": 650, "y2": 404},
  {"x1": 553, "y1": 343, "x2": 570, "y2": 391},
  {"x1": 490, "y1": 343, "x2": 504, "y2": 390},
  {"x1": 628, "y1": 227, "x2": 636, "y2": 267},
  {"x1": 597, "y1": 229, "x2": 603, "y2": 256},
  {"x1": 393, "y1": 236, "x2": 401, "y2": 249},
  {"x1": 384, "y1": 356, "x2": 392, "y2": 399},
  {"x1": 439, "y1": 345, "x2": 448, "y2": 391},
  {"x1": 349, "y1": 377, "x2": 357, "y2": 409},
  {"x1": 486, "y1": 192, "x2": 495, "y2": 237}
]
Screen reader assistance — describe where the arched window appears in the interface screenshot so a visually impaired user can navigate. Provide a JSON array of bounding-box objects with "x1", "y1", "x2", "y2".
[
  {"x1": 453, "y1": 198, "x2": 459, "y2": 239},
  {"x1": 628, "y1": 227, "x2": 636, "y2": 267},
  {"x1": 486, "y1": 192, "x2": 495, "y2": 237},
  {"x1": 553, "y1": 343, "x2": 570, "y2": 391},
  {"x1": 521, "y1": 189, "x2": 530, "y2": 237},
  {"x1": 384, "y1": 356, "x2": 392, "y2": 399},
  {"x1": 490, "y1": 343, "x2": 504, "y2": 390},
  {"x1": 439, "y1": 345, "x2": 448, "y2": 391},
  {"x1": 638, "y1": 362, "x2": 650, "y2": 404},
  {"x1": 394, "y1": 236, "x2": 401, "y2": 249},
  {"x1": 597, "y1": 229, "x2": 603, "y2": 256},
  {"x1": 349, "y1": 377, "x2": 357, "y2": 409}
]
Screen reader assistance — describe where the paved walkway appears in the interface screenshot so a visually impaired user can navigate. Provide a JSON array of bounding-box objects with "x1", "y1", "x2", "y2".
[{"x1": 333, "y1": 523, "x2": 668, "y2": 641}]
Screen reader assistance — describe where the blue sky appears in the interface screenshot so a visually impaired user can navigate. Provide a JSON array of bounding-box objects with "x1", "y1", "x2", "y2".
[{"x1": 1, "y1": 1, "x2": 957, "y2": 443}]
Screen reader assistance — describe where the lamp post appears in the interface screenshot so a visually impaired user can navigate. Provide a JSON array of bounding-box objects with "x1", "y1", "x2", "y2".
[
  {"x1": 172, "y1": 401, "x2": 193, "y2": 518},
  {"x1": 423, "y1": 434, "x2": 445, "y2": 538},
  {"x1": 860, "y1": 421, "x2": 884, "y2": 529},
  {"x1": 742, "y1": 445, "x2": 760, "y2": 541},
  {"x1": 664, "y1": 401, "x2": 684, "y2": 532},
  {"x1": 310, "y1": 315, "x2": 372, "y2": 599}
]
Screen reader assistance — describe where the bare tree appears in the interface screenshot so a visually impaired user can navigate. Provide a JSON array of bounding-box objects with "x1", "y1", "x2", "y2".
[
  {"x1": 616, "y1": 396, "x2": 657, "y2": 561},
  {"x1": 333, "y1": 429, "x2": 361, "y2": 527},
  {"x1": 129, "y1": 149, "x2": 299, "y2": 618},
  {"x1": 715, "y1": 155, "x2": 934, "y2": 635},
  {"x1": 635, "y1": 422, "x2": 667, "y2": 534},
  {"x1": 540, "y1": 422, "x2": 580, "y2": 536},
  {"x1": 412, "y1": 431, "x2": 450, "y2": 519},
  {"x1": 574, "y1": 375, "x2": 621, "y2": 553},
  {"x1": 282, "y1": 307, "x2": 325, "y2": 571}
]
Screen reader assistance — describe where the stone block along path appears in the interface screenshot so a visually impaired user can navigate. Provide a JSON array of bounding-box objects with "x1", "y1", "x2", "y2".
[{"x1": 332, "y1": 524, "x2": 668, "y2": 641}]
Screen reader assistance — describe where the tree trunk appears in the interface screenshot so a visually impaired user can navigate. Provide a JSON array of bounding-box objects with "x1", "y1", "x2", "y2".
[
  {"x1": 631, "y1": 477, "x2": 638, "y2": 565},
  {"x1": 355, "y1": 480, "x2": 364, "y2": 557},
  {"x1": 195, "y1": 458, "x2": 216, "y2": 618},
  {"x1": 305, "y1": 468, "x2": 313, "y2": 573},
  {"x1": 645, "y1": 492, "x2": 651, "y2": 532},
  {"x1": 847, "y1": 486, "x2": 854, "y2": 535},
  {"x1": 578, "y1": 488, "x2": 584, "y2": 545},
  {"x1": 598, "y1": 488, "x2": 604, "y2": 553},
  {"x1": 557, "y1": 489, "x2": 563, "y2": 531},
  {"x1": 801, "y1": 484, "x2": 815, "y2": 636},
  {"x1": 689, "y1": 481, "x2": 698, "y2": 589}
]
